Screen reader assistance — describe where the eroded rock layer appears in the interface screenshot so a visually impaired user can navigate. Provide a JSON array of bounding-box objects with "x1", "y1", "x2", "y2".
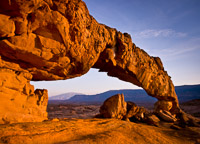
[
  {"x1": 0, "y1": 59, "x2": 48, "y2": 124},
  {"x1": 0, "y1": 0, "x2": 179, "y2": 123}
]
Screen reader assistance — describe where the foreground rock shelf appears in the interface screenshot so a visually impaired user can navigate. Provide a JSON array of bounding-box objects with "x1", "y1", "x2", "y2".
[{"x1": 0, "y1": 118, "x2": 200, "y2": 144}]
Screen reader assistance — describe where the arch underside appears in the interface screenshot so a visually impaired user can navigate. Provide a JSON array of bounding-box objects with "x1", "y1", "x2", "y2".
[{"x1": 92, "y1": 34, "x2": 179, "y2": 113}]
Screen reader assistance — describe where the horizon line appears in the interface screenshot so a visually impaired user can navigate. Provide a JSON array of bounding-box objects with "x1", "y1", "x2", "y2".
[{"x1": 49, "y1": 83, "x2": 200, "y2": 97}]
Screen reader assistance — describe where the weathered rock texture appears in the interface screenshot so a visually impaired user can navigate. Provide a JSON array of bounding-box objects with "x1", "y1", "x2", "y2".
[
  {"x1": 0, "y1": 62, "x2": 48, "y2": 124},
  {"x1": 99, "y1": 94, "x2": 127, "y2": 119},
  {"x1": 98, "y1": 94, "x2": 160, "y2": 127},
  {"x1": 125, "y1": 101, "x2": 148, "y2": 122},
  {"x1": 0, "y1": 0, "x2": 180, "y2": 123},
  {"x1": 154, "y1": 100, "x2": 177, "y2": 122},
  {"x1": 1, "y1": 119, "x2": 200, "y2": 144}
]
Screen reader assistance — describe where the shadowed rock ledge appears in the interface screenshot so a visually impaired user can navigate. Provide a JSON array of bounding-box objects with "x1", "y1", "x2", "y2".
[{"x1": 0, "y1": 0, "x2": 179, "y2": 123}]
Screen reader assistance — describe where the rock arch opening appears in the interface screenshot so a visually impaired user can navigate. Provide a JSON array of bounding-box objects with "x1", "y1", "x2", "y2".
[
  {"x1": 32, "y1": 68, "x2": 157, "y2": 119},
  {"x1": 92, "y1": 35, "x2": 179, "y2": 113},
  {"x1": 31, "y1": 68, "x2": 141, "y2": 97}
]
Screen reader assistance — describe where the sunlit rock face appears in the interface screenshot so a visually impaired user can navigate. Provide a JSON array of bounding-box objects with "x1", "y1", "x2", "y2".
[
  {"x1": 99, "y1": 94, "x2": 127, "y2": 119},
  {"x1": 0, "y1": 0, "x2": 179, "y2": 123},
  {"x1": 0, "y1": 62, "x2": 48, "y2": 124}
]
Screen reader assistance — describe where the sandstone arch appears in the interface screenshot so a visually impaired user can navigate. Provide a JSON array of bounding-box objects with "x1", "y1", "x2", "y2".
[{"x1": 0, "y1": 0, "x2": 180, "y2": 124}]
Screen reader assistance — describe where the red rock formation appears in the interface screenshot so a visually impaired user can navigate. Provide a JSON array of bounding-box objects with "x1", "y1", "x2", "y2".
[
  {"x1": 99, "y1": 94, "x2": 127, "y2": 119},
  {"x1": 0, "y1": 61, "x2": 48, "y2": 124},
  {"x1": 0, "y1": 0, "x2": 180, "y2": 123}
]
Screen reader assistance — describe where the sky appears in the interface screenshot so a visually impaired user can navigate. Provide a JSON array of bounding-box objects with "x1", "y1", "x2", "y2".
[{"x1": 32, "y1": 0, "x2": 200, "y2": 97}]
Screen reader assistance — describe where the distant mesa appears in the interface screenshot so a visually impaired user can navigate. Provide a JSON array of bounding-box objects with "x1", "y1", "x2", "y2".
[
  {"x1": 58, "y1": 84, "x2": 200, "y2": 104},
  {"x1": 66, "y1": 89, "x2": 156, "y2": 103}
]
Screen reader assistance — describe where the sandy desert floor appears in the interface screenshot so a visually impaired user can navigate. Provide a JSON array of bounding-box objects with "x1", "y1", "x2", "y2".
[{"x1": 47, "y1": 102, "x2": 101, "y2": 119}]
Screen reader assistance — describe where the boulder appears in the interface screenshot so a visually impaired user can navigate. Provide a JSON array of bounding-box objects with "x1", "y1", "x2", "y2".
[
  {"x1": 145, "y1": 114, "x2": 160, "y2": 127},
  {"x1": 154, "y1": 100, "x2": 173, "y2": 112},
  {"x1": 124, "y1": 101, "x2": 149, "y2": 122},
  {"x1": 154, "y1": 100, "x2": 177, "y2": 122},
  {"x1": 99, "y1": 96, "x2": 160, "y2": 127},
  {"x1": 127, "y1": 101, "x2": 137, "y2": 112},
  {"x1": 99, "y1": 94, "x2": 127, "y2": 119},
  {"x1": 156, "y1": 110, "x2": 177, "y2": 122}
]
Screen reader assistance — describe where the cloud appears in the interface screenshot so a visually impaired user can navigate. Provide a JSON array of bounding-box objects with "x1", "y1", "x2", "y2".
[
  {"x1": 133, "y1": 29, "x2": 187, "y2": 38},
  {"x1": 149, "y1": 37, "x2": 200, "y2": 60}
]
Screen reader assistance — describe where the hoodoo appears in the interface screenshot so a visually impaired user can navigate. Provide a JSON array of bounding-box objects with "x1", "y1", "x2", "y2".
[{"x1": 0, "y1": 0, "x2": 180, "y2": 124}]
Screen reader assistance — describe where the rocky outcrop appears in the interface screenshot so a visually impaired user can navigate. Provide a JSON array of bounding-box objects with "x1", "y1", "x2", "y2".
[
  {"x1": 98, "y1": 94, "x2": 161, "y2": 127},
  {"x1": 124, "y1": 101, "x2": 149, "y2": 122},
  {"x1": 145, "y1": 114, "x2": 160, "y2": 126},
  {"x1": 0, "y1": 60, "x2": 48, "y2": 124},
  {"x1": 99, "y1": 94, "x2": 127, "y2": 119},
  {"x1": 154, "y1": 100, "x2": 177, "y2": 122},
  {"x1": 0, "y1": 0, "x2": 180, "y2": 123}
]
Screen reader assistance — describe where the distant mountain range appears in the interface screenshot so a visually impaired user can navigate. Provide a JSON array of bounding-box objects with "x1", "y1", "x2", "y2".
[
  {"x1": 175, "y1": 84, "x2": 200, "y2": 102},
  {"x1": 67, "y1": 89, "x2": 156, "y2": 103},
  {"x1": 49, "y1": 92, "x2": 83, "y2": 100},
  {"x1": 49, "y1": 84, "x2": 200, "y2": 103}
]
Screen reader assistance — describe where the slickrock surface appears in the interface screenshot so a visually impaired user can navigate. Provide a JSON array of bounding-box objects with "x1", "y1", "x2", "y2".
[
  {"x1": 0, "y1": 119, "x2": 200, "y2": 144},
  {"x1": 0, "y1": 0, "x2": 179, "y2": 123}
]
